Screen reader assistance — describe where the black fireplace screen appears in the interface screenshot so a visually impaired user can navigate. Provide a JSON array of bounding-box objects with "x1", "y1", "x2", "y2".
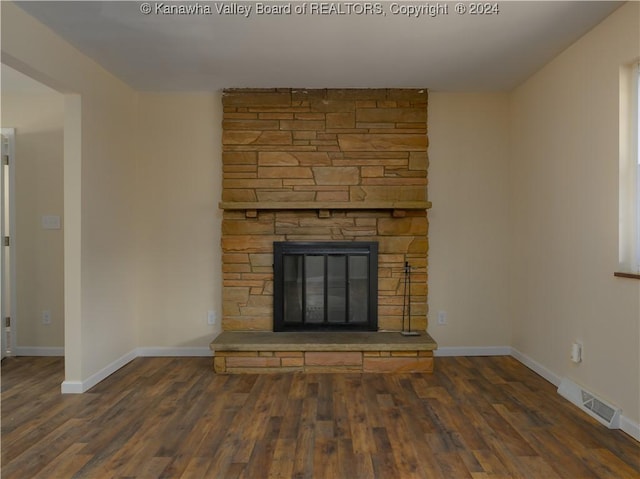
[{"x1": 273, "y1": 242, "x2": 378, "y2": 332}]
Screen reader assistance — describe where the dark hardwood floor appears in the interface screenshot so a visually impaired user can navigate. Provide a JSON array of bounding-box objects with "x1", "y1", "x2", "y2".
[{"x1": 1, "y1": 355, "x2": 638, "y2": 478}]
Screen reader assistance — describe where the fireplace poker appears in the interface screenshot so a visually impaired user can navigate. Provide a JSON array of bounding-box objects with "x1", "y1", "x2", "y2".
[{"x1": 401, "y1": 260, "x2": 420, "y2": 336}]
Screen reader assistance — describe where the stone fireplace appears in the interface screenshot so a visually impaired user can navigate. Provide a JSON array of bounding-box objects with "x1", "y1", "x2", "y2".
[
  {"x1": 220, "y1": 88, "x2": 430, "y2": 334},
  {"x1": 214, "y1": 88, "x2": 436, "y2": 373}
]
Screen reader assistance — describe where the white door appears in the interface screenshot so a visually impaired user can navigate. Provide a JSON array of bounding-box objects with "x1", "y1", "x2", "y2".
[{"x1": 1, "y1": 128, "x2": 15, "y2": 359}]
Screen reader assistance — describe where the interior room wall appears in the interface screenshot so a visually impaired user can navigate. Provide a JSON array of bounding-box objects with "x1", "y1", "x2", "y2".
[
  {"x1": 136, "y1": 93, "x2": 222, "y2": 351},
  {"x1": 428, "y1": 92, "x2": 511, "y2": 350},
  {"x1": 0, "y1": 91, "x2": 64, "y2": 351},
  {"x1": 2, "y1": 2, "x2": 139, "y2": 387},
  {"x1": 510, "y1": 1, "x2": 640, "y2": 425}
]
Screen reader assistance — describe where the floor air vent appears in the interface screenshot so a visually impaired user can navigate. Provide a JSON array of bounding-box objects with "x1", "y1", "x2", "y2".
[{"x1": 558, "y1": 378, "x2": 621, "y2": 428}]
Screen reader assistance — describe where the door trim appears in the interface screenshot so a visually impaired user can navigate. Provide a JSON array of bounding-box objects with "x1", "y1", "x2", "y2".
[{"x1": 1, "y1": 128, "x2": 17, "y2": 358}]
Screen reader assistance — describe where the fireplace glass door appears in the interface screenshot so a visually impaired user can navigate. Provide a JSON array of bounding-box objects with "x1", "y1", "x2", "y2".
[{"x1": 274, "y1": 242, "x2": 378, "y2": 331}]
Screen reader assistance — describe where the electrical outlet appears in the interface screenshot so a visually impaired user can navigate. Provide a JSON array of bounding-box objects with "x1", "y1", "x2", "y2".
[
  {"x1": 437, "y1": 311, "x2": 447, "y2": 325},
  {"x1": 207, "y1": 310, "x2": 217, "y2": 326},
  {"x1": 571, "y1": 342, "x2": 582, "y2": 363},
  {"x1": 42, "y1": 310, "x2": 52, "y2": 325}
]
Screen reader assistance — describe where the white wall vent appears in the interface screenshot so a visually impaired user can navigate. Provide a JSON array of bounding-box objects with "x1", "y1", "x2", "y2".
[{"x1": 558, "y1": 378, "x2": 621, "y2": 429}]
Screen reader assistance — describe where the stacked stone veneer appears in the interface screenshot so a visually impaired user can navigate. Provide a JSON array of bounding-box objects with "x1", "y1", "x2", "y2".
[
  {"x1": 221, "y1": 89, "x2": 429, "y2": 332},
  {"x1": 214, "y1": 351, "x2": 434, "y2": 374}
]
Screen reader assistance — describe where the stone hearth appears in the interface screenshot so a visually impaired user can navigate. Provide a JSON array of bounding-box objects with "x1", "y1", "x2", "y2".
[{"x1": 211, "y1": 331, "x2": 437, "y2": 374}]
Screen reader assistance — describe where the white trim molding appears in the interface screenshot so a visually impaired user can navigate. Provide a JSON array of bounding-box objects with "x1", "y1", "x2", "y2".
[
  {"x1": 434, "y1": 346, "x2": 512, "y2": 357},
  {"x1": 60, "y1": 347, "x2": 212, "y2": 394},
  {"x1": 510, "y1": 347, "x2": 562, "y2": 387},
  {"x1": 558, "y1": 377, "x2": 622, "y2": 429},
  {"x1": 14, "y1": 346, "x2": 64, "y2": 357},
  {"x1": 55, "y1": 343, "x2": 640, "y2": 442},
  {"x1": 60, "y1": 380, "x2": 84, "y2": 394},
  {"x1": 620, "y1": 415, "x2": 640, "y2": 442},
  {"x1": 61, "y1": 349, "x2": 137, "y2": 394},
  {"x1": 512, "y1": 348, "x2": 639, "y2": 443},
  {"x1": 136, "y1": 347, "x2": 213, "y2": 357}
]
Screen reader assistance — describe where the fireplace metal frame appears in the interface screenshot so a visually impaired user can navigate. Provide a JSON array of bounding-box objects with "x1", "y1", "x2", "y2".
[{"x1": 273, "y1": 241, "x2": 378, "y2": 332}]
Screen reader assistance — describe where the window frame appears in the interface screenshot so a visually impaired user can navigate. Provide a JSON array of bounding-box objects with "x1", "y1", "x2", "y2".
[{"x1": 616, "y1": 61, "x2": 640, "y2": 279}]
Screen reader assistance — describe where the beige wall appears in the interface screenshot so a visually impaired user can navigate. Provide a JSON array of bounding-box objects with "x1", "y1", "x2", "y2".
[
  {"x1": 1, "y1": 92, "x2": 64, "y2": 349},
  {"x1": 428, "y1": 92, "x2": 511, "y2": 349},
  {"x1": 136, "y1": 93, "x2": 223, "y2": 348},
  {"x1": 510, "y1": 1, "x2": 640, "y2": 423},
  {"x1": 1, "y1": 2, "x2": 139, "y2": 385}
]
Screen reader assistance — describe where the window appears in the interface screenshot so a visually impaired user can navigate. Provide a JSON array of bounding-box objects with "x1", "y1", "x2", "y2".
[{"x1": 618, "y1": 62, "x2": 640, "y2": 276}]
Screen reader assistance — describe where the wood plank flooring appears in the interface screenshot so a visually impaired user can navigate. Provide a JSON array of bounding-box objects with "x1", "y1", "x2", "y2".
[{"x1": 2, "y1": 355, "x2": 638, "y2": 478}]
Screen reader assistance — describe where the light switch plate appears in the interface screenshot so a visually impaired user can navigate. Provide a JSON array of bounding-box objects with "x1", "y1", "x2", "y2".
[{"x1": 42, "y1": 215, "x2": 61, "y2": 230}]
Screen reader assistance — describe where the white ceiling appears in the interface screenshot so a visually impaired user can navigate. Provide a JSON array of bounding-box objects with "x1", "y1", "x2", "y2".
[{"x1": 13, "y1": 1, "x2": 623, "y2": 92}]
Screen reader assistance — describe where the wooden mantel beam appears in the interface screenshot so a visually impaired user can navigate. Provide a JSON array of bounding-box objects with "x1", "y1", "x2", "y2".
[{"x1": 219, "y1": 201, "x2": 432, "y2": 212}]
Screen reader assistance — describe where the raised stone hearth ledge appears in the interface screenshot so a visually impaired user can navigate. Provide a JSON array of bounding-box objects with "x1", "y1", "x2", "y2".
[{"x1": 211, "y1": 331, "x2": 437, "y2": 374}]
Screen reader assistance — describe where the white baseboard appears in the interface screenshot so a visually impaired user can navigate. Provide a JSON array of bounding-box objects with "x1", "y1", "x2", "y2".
[
  {"x1": 557, "y1": 377, "x2": 622, "y2": 429},
  {"x1": 510, "y1": 347, "x2": 562, "y2": 387},
  {"x1": 432, "y1": 346, "x2": 562, "y2": 387},
  {"x1": 60, "y1": 380, "x2": 84, "y2": 394},
  {"x1": 61, "y1": 349, "x2": 137, "y2": 394},
  {"x1": 136, "y1": 347, "x2": 212, "y2": 357},
  {"x1": 54, "y1": 342, "x2": 640, "y2": 441},
  {"x1": 511, "y1": 348, "x2": 639, "y2": 443},
  {"x1": 14, "y1": 346, "x2": 64, "y2": 356},
  {"x1": 434, "y1": 346, "x2": 512, "y2": 357},
  {"x1": 620, "y1": 415, "x2": 640, "y2": 442},
  {"x1": 60, "y1": 347, "x2": 211, "y2": 394}
]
